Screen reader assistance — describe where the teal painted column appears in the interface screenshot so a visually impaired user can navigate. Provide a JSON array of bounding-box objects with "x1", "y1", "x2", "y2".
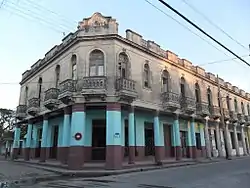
[
  {"x1": 154, "y1": 111, "x2": 164, "y2": 164},
  {"x1": 24, "y1": 122, "x2": 32, "y2": 161},
  {"x1": 12, "y1": 126, "x2": 21, "y2": 159},
  {"x1": 60, "y1": 107, "x2": 71, "y2": 164},
  {"x1": 173, "y1": 114, "x2": 181, "y2": 160},
  {"x1": 40, "y1": 115, "x2": 49, "y2": 162},
  {"x1": 106, "y1": 103, "x2": 122, "y2": 170},
  {"x1": 31, "y1": 125, "x2": 38, "y2": 159},
  {"x1": 190, "y1": 117, "x2": 197, "y2": 159},
  {"x1": 68, "y1": 104, "x2": 85, "y2": 170},
  {"x1": 199, "y1": 123, "x2": 207, "y2": 158},
  {"x1": 128, "y1": 106, "x2": 135, "y2": 164}
]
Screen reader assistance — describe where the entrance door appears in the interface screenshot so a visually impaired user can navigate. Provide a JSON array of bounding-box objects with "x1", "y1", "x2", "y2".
[
  {"x1": 164, "y1": 125, "x2": 172, "y2": 158},
  {"x1": 145, "y1": 123, "x2": 155, "y2": 156},
  {"x1": 92, "y1": 120, "x2": 106, "y2": 161},
  {"x1": 124, "y1": 120, "x2": 129, "y2": 157},
  {"x1": 50, "y1": 126, "x2": 58, "y2": 159},
  {"x1": 180, "y1": 131, "x2": 187, "y2": 157}
]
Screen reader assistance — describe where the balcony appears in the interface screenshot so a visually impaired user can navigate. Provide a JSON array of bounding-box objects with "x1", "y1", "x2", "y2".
[
  {"x1": 196, "y1": 102, "x2": 209, "y2": 117},
  {"x1": 27, "y1": 98, "x2": 39, "y2": 116},
  {"x1": 79, "y1": 76, "x2": 107, "y2": 101},
  {"x1": 58, "y1": 79, "x2": 76, "y2": 104},
  {"x1": 229, "y1": 111, "x2": 238, "y2": 122},
  {"x1": 223, "y1": 108, "x2": 230, "y2": 120},
  {"x1": 209, "y1": 105, "x2": 221, "y2": 119},
  {"x1": 16, "y1": 105, "x2": 27, "y2": 120},
  {"x1": 237, "y1": 113, "x2": 245, "y2": 124},
  {"x1": 116, "y1": 78, "x2": 138, "y2": 102},
  {"x1": 161, "y1": 92, "x2": 180, "y2": 111},
  {"x1": 44, "y1": 88, "x2": 60, "y2": 110},
  {"x1": 180, "y1": 96, "x2": 196, "y2": 114},
  {"x1": 244, "y1": 115, "x2": 250, "y2": 124}
]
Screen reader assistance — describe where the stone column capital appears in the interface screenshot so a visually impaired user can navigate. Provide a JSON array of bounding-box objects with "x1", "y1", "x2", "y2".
[
  {"x1": 174, "y1": 113, "x2": 179, "y2": 120},
  {"x1": 43, "y1": 114, "x2": 49, "y2": 121},
  {"x1": 129, "y1": 105, "x2": 135, "y2": 113},
  {"x1": 204, "y1": 116, "x2": 209, "y2": 121},
  {"x1": 154, "y1": 110, "x2": 160, "y2": 117},
  {"x1": 64, "y1": 106, "x2": 72, "y2": 114}
]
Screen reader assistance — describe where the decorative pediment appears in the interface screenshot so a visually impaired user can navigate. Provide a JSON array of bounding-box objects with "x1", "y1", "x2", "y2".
[{"x1": 78, "y1": 12, "x2": 115, "y2": 30}]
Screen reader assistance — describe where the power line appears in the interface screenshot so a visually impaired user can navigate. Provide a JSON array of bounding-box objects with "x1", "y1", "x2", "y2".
[
  {"x1": 143, "y1": 0, "x2": 244, "y2": 68},
  {"x1": 198, "y1": 55, "x2": 250, "y2": 66},
  {"x1": 180, "y1": 0, "x2": 249, "y2": 52},
  {"x1": 157, "y1": 0, "x2": 250, "y2": 67}
]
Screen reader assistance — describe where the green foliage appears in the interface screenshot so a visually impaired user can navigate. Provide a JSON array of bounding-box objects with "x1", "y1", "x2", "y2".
[{"x1": 0, "y1": 108, "x2": 15, "y2": 142}]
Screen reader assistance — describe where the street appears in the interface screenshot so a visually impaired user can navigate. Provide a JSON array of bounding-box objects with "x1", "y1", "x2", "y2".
[{"x1": 26, "y1": 157, "x2": 250, "y2": 188}]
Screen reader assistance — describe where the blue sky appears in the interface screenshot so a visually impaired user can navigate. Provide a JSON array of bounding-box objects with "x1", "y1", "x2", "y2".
[{"x1": 0, "y1": 0, "x2": 250, "y2": 110}]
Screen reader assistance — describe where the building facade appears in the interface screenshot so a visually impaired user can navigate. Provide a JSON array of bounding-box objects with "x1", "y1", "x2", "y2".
[{"x1": 14, "y1": 12, "x2": 250, "y2": 170}]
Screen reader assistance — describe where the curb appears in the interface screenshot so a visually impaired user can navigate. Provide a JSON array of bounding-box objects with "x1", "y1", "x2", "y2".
[{"x1": 5, "y1": 156, "x2": 249, "y2": 186}]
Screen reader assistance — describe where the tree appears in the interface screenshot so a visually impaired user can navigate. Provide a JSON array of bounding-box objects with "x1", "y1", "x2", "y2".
[{"x1": 0, "y1": 108, "x2": 15, "y2": 142}]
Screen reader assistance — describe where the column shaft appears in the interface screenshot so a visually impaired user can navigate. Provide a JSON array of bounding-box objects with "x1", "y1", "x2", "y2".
[
  {"x1": 40, "y1": 116, "x2": 48, "y2": 162},
  {"x1": 174, "y1": 114, "x2": 181, "y2": 160},
  {"x1": 68, "y1": 104, "x2": 85, "y2": 170},
  {"x1": 128, "y1": 106, "x2": 135, "y2": 164},
  {"x1": 12, "y1": 127, "x2": 21, "y2": 160},
  {"x1": 233, "y1": 124, "x2": 240, "y2": 156},
  {"x1": 204, "y1": 119, "x2": 211, "y2": 159},
  {"x1": 241, "y1": 126, "x2": 248, "y2": 156},
  {"x1": 24, "y1": 123, "x2": 32, "y2": 161},
  {"x1": 190, "y1": 118, "x2": 197, "y2": 159},
  {"x1": 106, "y1": 103, "x2": 122, "y2": 170},
  {"x1": 215, "y1": 122, "x2": 223, "y2": 157}
]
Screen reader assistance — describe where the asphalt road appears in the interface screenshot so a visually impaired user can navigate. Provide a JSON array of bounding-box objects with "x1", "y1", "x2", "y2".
[{"x1": 29, "y1": 157, "x2": 250, "y2": 188}]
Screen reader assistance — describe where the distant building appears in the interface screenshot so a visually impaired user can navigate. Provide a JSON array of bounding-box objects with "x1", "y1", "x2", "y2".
[{"x1": 14, "y1": 12, "x2": 250, "y2": 170}]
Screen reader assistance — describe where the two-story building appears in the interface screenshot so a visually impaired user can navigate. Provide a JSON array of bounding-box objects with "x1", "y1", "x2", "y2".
[{"x1": 13, "y1": 12, "x2": 250, "y2": 170}]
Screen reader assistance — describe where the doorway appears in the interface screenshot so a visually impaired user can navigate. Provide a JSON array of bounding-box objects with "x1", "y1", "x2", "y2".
[
  {"x1": 164, "y1": 125, "x2": 173, "y2": 157},
  {"x1": 124, "y1": 120, "x2": 129, "y2": 157},
  {"x1": 180, "y1": 131, "x2": 187, "y2": 157},
  {"x1": 92, "y1": 120, "x2": 106, "y2": 161},
  {"x1": 145, "y1": 123, "x2": 155, "y2": 156},
  {"x1": 50, "y1": 126, "x2": 58, "y2": 159}
]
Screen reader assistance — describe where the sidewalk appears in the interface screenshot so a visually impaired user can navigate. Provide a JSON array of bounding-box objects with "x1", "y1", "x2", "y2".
[{"x1": 3, "y1": 156, "x2": 249, "y2": 187}]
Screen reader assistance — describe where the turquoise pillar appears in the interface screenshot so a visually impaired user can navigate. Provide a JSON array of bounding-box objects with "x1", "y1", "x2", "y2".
[
  {"x1": 173, "y1": 114, "x2": 181, "y2": 160},
  {"x1": 40, "y1": 116, "x2": 48, "y2": 162},
  {"x1": 189, "y1": 118, "x2": 197, "y2": 158},
  {"x1": 68, "y1": 104, "x2": 85, "y2": 170},
  {"x1": 24, "y1": 123, "x2": 32, "y2": 161},
  {"x1": 26, "y1": 124, "x2": 32, "y2": 148},
  {"x1": 31, "y1": 126, "x2": 38, "y2": 148},
  {"x1": 199, "y1": 124, "x2": 205, "y2": 147},
  {"x1": 62, "y1": 108, "x2": 71, "y2": 147},
  {"x1": 13, "y1": 127, "x2": 21, "y2": 149},
  {"x1": 128, "y1": 106, "x2": 135, "y2": 164},
  {"x1": 106, "y1": 103, "x2": 122, "y2": 170},
  {"x1": 153, "y1": 111, "x2": 164, "y2": 163}
]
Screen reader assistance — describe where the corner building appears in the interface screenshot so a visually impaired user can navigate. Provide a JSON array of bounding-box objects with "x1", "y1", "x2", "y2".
[{"x1": 14, "y1": 12, "x2": 250, "y2": 170}]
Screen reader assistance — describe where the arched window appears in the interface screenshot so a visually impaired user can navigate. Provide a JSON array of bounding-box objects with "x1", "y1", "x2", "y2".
[
  {"x1": 247, "y1": 104, "x2": 250, "y2": 115},
  {"x1": 234, "y1": 98, "x2": 238, "y2": 112},
  {"x1": 241, "y1": 101, "x2": 245, "y2": 115},
  {"x1": 89, "y1": 49, "x2": 104, "y2": 76},
  {"x1": 162, "y1": 70, "x2": 169, "y2": 92},
  {"x1": 38, "y1": 77, "x2": 42, "y2": 106},
  {"x1": 195, "y1": 83, "x2": 201, "y2": 103},
  {"x1": 71, "y1": 55, "x2": 77, "y2": 80},
  {"x1": 55, "y1": 65, "x2": 60, "y2": 88},
  {"x1": 226, "y1": 96, "x2": 230, "y2": 110},
  {"x1": 118, "y1": 52, "x2": 129, "y2": 78},
  {"x1": 180, "y1": 77, "x2": 185, "y2": 97},
  {"x1": 25, "y1": 86, "x2": 28, "y2": 105},
  {"x1": 143, "y1": 63, "x2": 150, "y2": 88},
  {"x1": 207, "y1": 88, "x2": 213, "y2": 107}
]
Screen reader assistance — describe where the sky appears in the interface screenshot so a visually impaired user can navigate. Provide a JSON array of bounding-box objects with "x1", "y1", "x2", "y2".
[{"x1": 0, "y1": 0, "x2": 250, "y2": 110}]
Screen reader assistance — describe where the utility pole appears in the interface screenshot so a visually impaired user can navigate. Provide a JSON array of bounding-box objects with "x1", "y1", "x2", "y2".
[{"x1": 217, "y1": 74, "x2": 232, "y2": 160}]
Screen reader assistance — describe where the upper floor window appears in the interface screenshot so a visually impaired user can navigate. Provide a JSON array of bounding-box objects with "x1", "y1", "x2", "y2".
[
  {"x1": 89, "y1": 49, "x2": 104, "y2": 76},
  {"x1": 247, "y1": 104, "x2": 250, "y2": 115},
  {"x1": 162, "y1": 70, "x2": 170, "y2": 92},
  {"x1": 226, "y1": 96, "x2": 230, "y2": 110},
  {"x1": 241, "y1": 101, "x2": 245, "y2": 115},
  {"x1": 118, "y1": 52, "x2": 129, "y2": 78},
  {"x1": 207, "y1": 88, "x2": 213, "y2": 106},
  {"x1": 55, "y1": 65, "x2": 60, "y2": 88},
  {"x1": 234, "y1": 98, "x2": 238, "y2": 112},
  {"x1": 25, "y1": 86, "x2": 28, "y2": 105},
  {"x1": 71, "y1": 55, "x2": 77, "y2": 80},
  {"x1": 180, "y1": 77, "x2": 185, "y2": 98},
  {"x1": 143, "y1": 63, "x2": 150, "y2": 88},
  {"x1": 195, "y1": 83, "x2": 201, "y2": 103},
  {"x1": 38, "y1": 77, "x2": 42, "y2": 106}
]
